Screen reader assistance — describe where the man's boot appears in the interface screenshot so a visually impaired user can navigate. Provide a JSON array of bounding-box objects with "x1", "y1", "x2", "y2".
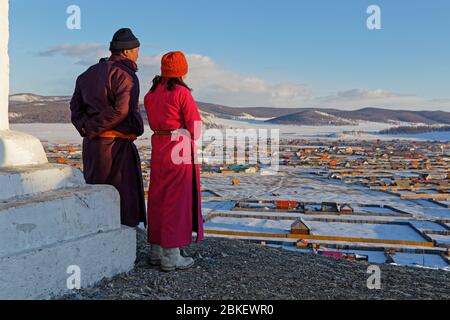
[
  {"x1": 149, "y1": 244, "x2": 163, "y2": 266},
  {"x1": 161, "y1": 248, "x2": 195, "y2": 272}
]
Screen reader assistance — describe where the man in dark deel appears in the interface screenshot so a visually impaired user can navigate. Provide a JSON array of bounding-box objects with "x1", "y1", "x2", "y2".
[{"x1": 70, "y1": 28, "x2": 146, "y2": 228}]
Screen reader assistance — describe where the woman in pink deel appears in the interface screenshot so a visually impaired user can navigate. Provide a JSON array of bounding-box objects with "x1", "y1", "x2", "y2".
[{"x1": 144, "y1": 51, "x2": 204, "y2": 272}]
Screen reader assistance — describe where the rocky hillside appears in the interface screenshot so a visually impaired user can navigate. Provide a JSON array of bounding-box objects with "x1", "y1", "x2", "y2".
[{"x1": 62, "y1": 233, "x2": 450, "y2": 300}]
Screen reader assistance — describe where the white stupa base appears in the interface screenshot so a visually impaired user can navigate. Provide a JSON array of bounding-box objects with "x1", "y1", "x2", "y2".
[
  {"x1": 0, "y1": 226, "x2": 135, "y2": 300},
  {"x1": 0, "y1": 130, "x2": 48, "y2": 167},
  {"x1": 0, "y1": 163, "x2": 137, "y2": 300}
]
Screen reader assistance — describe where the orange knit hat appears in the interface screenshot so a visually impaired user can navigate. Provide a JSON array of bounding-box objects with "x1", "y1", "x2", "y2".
[{"x1": 161, "y1": 51, "x2": 188, "y2": 78}]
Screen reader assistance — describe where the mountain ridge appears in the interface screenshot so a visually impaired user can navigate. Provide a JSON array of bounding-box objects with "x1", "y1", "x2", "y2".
[{"x1": 8, "y1": 93, "x2": 450, "y2": 126}]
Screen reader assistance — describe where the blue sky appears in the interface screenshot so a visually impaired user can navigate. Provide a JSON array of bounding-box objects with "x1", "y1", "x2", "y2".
[{"x1": 9, "y1": 0, "x2": 450, "y2": 110}]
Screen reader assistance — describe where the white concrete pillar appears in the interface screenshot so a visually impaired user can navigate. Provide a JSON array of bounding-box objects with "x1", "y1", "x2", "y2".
[
  {"x1": 0, "y1": 0, "x2": 48, "y2": 167},
  {"x1": 0, "y1": 0, "x2": 9, "y2": 130}
]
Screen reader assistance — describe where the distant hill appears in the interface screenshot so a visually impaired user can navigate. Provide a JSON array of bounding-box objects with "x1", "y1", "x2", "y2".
[
  {"x1": 197, "y1": 102, "x2": 301, "y2": 119},
  {"x1": 265, "y1": 109, "x2": 358, "y2": 126},
  {"x1": 196, "y1": 103, "x2": 450, "y2": 125},
  {"x1": 9, "y1": 94, "x2": 72, "y2": 123},
  {"x1": 8, "y1": 93, "x2": 450, "y2": 126},
  {"x1": 266, "y1": 107, "x2": 450, "y2": 126}
]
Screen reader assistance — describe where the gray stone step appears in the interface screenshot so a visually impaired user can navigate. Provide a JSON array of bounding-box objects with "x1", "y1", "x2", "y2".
[
  {"x1": 0, "y1": 163, "x2": 85, "y2": 201},
  {"x1": 0, "y1": 184, "x2": 121, "y2": 257},
  {"x1": 0, "y1": 226, "x2": 136, "y2": 300}
]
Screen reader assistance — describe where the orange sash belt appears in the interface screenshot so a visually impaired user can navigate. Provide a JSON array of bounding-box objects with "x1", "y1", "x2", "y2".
[{"x1": 99, "y1": 130, "x2": 137, "y2": 141}]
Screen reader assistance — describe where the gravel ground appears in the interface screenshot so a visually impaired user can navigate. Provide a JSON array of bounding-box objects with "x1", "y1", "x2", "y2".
[{"x1": 63, "y1": 232, "x2": 450, "y2": 300}]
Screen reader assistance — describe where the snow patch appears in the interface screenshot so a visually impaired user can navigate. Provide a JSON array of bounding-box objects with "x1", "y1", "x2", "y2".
[{"x1": 8, "y1": 112, "x2": 22, "y2": 119}]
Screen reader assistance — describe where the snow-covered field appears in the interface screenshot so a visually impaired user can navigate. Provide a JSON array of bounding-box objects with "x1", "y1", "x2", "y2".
[
  {"x1": 214, "y1": 117, "x2": 396, "y2": 140},
  {"x1": 392, "y1": 253, "x2": 449, "y2": 270},
  {"x1": 201, "y1": 167, "x2": 450, "y2": 270},
  {"x1": 215, "y1": 117, "x2": 450, "y2": 141},
  {"x1": 303, "y1": 221, "x2": 426, "y2": 242},
  {"x1": 13, "y1": 119, "x2": 448, "y2": 143},
  {"x1": 205, "y1": 217, "x2": 294, "y2": 235},
  {"x1": 202, "y1": 170, "x2": 450, "y2": 220}
]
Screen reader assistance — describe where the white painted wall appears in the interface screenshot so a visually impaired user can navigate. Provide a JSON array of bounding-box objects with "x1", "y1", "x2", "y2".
[{"x1": 0, "y1": 0, "x2": 9, "y2": 130}]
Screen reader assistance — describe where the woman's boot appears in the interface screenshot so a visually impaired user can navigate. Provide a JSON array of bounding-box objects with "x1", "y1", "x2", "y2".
[
  {"x1": 161, "y1": 248, "x2": 195, "y2": 272},
  {"x1": 149, "y1": 244, "x2": 163, "y2": 266}
]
